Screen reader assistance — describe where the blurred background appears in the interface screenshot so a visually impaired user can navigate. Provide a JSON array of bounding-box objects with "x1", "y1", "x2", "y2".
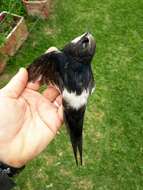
[{"x1": 0, "y1": 0, "x2": 143, "y2": 189}]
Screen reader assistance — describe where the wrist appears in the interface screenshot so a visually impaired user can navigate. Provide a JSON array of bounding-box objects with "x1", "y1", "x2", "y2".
[{"x1": 0, "y1": 162, "x2": 25, "y2": 177}]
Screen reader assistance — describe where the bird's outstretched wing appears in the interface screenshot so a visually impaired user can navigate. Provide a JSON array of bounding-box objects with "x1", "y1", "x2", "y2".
[{"x1": 27, "y1": 51, "x2": 63, "y2": 89}]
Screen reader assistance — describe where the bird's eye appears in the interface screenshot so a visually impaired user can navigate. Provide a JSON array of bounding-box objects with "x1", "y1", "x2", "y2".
[{"x1": 82, "y1": 37, "x2": 89, "y2": 48}]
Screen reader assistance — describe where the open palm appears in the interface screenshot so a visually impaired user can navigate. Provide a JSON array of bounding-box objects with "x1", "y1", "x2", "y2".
[{"x1": 0, "y1": 68, "x2": 63, "y2": 168}]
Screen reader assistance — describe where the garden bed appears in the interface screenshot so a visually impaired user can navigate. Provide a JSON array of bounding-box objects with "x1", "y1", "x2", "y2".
[
  {"x1": 22, "y1": 0, "x2": 51, "y2": 19},
  {"x1": 0, "y1": 11, "x2": 29, "y2": 73}
]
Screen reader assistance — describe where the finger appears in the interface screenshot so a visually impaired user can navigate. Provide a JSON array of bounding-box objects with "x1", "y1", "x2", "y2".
[
  {"x1": 37, "y1": 99, "x2": 62, "y2": 135},
  {"x1": 53, "y1": 95, "x2": 62, "y2": 107},
  {"x1": 0, "y1": 68, "x2": 28, "y2": 98},
  {"x1": 57, "y1": 105, "x2": 64, "y2": 125},
  {"x1": 27, "y1": 81, "x2": 40, "y2": 91},
  {"x1": 55, "y1": 95, "x2": 62, "y2": 105},
  {"x1": 45, "y1": 47, "x2": 58, "y2": 54},
  {"x1": 43, "y1": 86, "x2": 60, "y2": 102}
]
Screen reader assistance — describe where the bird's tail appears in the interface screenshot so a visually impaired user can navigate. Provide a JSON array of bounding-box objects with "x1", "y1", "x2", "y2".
[
  {"x1": 64, "y1": 106, "x2": 85, "y2": 166},
  {"x1": 70, "y1": 134, "x2": 83, "y2": 166}
]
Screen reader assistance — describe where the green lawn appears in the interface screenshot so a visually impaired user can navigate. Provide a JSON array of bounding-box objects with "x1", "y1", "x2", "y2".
[{"x1": 0, "y1": 0, "x2": 143, "y2": 189}]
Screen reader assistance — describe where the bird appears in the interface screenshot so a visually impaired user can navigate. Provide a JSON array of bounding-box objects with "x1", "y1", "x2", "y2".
[{"x1": 27, "y1": 32, "x2": 96, "y2": 165}]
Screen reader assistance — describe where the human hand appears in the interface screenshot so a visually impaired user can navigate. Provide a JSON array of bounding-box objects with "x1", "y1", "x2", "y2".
[{"x1": 0, "y1": 68, "x2": 63, "y2": 168}]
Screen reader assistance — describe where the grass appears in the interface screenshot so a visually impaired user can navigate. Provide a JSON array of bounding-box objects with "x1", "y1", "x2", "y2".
[{"x1": 0, "y1": 0, "x2": 143, "y2": 189}]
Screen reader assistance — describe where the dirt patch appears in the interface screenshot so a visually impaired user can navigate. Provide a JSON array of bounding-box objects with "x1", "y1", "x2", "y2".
[
  {"x1": 45, "y1": 154, "x2": 56, "y2": 165},
  {"x1": 44, "y1": 27, "x2": 55, "y2": 35},
  {"x1": 44, "y1": 26, "x2": 61, "y2": 36},
  {"x1": 59, "y1": 167, "x2": 72, "y2": 177},
  {"x1": 0, "y1": 73, "x2": 10, "y2": 81},
  {"x1": 95, "y1": 111, "x2": 105, "y2": 121},
  {"x1": 73, "y1": 178, "x2": 94, "y2": 190}
]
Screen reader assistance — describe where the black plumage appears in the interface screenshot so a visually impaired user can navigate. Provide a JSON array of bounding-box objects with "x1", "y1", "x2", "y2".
[{"x1": 27, "y1": 32, "x2": 96, "y2": 165}]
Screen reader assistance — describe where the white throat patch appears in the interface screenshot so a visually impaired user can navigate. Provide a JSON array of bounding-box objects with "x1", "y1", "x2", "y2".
[{"x1": 63, "y1": 88, "x2": 89, "y2": 110}]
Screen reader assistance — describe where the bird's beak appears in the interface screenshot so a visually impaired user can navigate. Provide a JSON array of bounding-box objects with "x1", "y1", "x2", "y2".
[
  {"x1": 72, "y1": 32, "x2": 96, "y2": 55},
  {"x1": 84, "y1": 32, "x2": 96, "y2": 54}
]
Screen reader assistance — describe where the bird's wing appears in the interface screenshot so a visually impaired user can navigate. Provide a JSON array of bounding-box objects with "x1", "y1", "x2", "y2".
[{"x1": 27, "y1": 51, "x2": 63, "y2": 90}]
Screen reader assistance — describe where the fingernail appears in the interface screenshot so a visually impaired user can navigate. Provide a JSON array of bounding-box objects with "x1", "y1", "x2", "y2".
[{"x1": 19, "y1": 67, "x2": 25, "y2": 73}]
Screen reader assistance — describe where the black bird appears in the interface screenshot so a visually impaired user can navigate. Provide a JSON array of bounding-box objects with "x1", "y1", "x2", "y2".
[{"x1": 27, "y1": 32, "x2": 96, "y2": 165}]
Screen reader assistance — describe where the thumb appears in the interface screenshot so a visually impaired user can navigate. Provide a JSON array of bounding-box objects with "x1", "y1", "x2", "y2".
[{"x1": 1, "y1": 68, "x2": 28, "y2": 98}]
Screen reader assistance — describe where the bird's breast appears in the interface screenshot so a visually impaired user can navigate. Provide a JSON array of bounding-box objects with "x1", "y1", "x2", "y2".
[{"x1": 62, "y1": 88, "x2": 89, "y2": 110}]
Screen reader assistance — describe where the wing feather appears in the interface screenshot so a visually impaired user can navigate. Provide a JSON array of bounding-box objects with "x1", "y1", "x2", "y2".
[{"x1": 27, "y1": 51, "x2": 63, "y2": 90}]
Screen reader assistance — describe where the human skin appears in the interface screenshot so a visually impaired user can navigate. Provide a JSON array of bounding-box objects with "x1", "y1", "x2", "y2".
[{"x1": 0, "y1": 67, "x2": 63, "y2": 168}]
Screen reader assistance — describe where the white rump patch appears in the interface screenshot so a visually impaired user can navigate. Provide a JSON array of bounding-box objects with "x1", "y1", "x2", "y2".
[
  {"x1": 71, "y1": 33, "x2": 86, "y2": 44},
  {"x1": 63, "y1": 88, "x2": 89, "y2": 110}
]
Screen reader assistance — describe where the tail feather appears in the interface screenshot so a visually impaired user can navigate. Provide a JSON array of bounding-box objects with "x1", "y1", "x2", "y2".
[
  {"x1": 64, "y1": 105, "x2": 86, "y2": 166},
  {"x1": 77, "y1": 137, "x2": 83, "y2": 165},
  {"x1": 71, "y1": 139, "x2": 78, "y2": 166},
  {"x1": 70, "y1": 134, "x2": 83, "y2": 166}
]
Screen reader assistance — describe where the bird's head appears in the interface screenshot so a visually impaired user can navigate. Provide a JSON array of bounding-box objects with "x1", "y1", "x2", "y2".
[{"x1": 63, "y1": 32, "x2": 96, "y2": 64}]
